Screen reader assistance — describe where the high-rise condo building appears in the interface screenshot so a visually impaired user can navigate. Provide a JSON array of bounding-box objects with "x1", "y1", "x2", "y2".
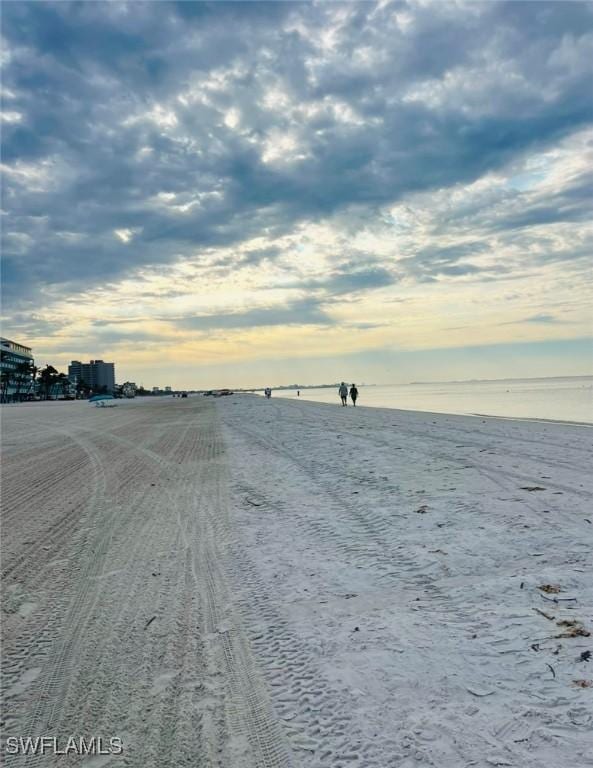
[{"x1": 68, "y1": 359, "x2": 115, "y2": 393}]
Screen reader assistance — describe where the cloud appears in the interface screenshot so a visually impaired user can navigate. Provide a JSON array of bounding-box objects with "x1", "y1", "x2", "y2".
[
  {"x1": 278, "y1": 265, "x2": 396, "y2": 296},
  {"x1": 498, "y1": 313, "x2": 578, "y2": 327},
  {"x1": 1, "y1": 0, "x2": 592, "y2": 374},
  {"x1": 178, "y1": 297, "x2": 331, "y2": 331},
  {"x1": 523, "y1": 314, "x2": 561, "y2": 324},
  {"x1": 3, "y1": 4, "x2": 592, "y2": 289}
]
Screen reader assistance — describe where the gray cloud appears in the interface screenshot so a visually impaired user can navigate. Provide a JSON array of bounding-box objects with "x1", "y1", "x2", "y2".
[
  {"x1": 275, "y1": 265, "x2": 396, "y2": 297},
  {"x1": 524, "y1": 314, "x2": 560, "y2": 324},
  {"x1": 2, "y1": 0, "x2": 592, "y2": 323},
  {"x1": 177, "y1": 297, "x2": 331, "y2": 331},
  {"x1": 498, "y1": 313, "x2": 578, "y2": 326}
]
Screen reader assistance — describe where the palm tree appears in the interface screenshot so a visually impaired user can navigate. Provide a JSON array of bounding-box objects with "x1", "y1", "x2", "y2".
[
  {"x1": 76, "y1": 378, "x2": 91, "y2": 399},
  {"x1": 38, "y1": 365, "x2": 58, "y2": 400},
  {"x1": 29, "y1": 365, "x2": 39, "y2": 399},
  {"x1": 55, "y1": 372, "x2": 70, "y2": 399}
]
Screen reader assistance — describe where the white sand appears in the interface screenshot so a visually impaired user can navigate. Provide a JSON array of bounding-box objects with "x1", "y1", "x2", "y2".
[{"x1": 1, "y1": 396, "x2": 592, "y2": 767}]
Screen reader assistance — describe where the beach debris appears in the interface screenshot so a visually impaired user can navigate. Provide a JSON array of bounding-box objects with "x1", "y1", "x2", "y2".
[
  {"x1": 521, "y1": 486, "x2": 546, "y2": 492},
  {"x1": 144, "y1": 616, "x2": 156, "y2": 630},
  {"x1": 534, "y1": 608, "x2": 555, "y2": 621},
  {"x1": 467, "y1": 687, "x2": 494, "y2": 697},
  {"x1": 556, "y1": 624, "x2": 591, "y2": 639},
  {"x1": 415, "y1": 505, "x2": 429, "y2": 514},
  {"x1": 151, "y1": 571, "x2": 160, "y2": 577},
  {"x1": 530, "y1": 643, "x2": 540, "y2": 652},
  {"x1": 545, "y1": 663, "x2": 556, "y2": 679},
  {"x1": 539, "y1": 584, "x2": 562, "y2": 594},
  {"x1": 578, "y1": 651, "x2": 591, "y2": 662},
  {"x1": 572, "y1": 679, "x2": 593, "y2": 688},
  {"x1": 540, "y1": 593, "x2": 577, "y2": 603},
  {"x1": 585, "y1": 519, "x2": 592, "y2": 524},
  {"x1": 246, "y1": 499, "x2": 262, "y2": 507},
  {"x1": 353, "y1": 626, "x2": 360, "y2": 632}
]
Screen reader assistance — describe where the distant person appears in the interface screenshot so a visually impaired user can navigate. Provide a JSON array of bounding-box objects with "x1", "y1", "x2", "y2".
[
  {"x1": 338, "y1": 382, "x2": 348, "y2": 406},
  {"x1": 265, "y1": 387, "x2": 271, "y2": 399},
  {"x1": 297, "y1": 390, "x2": 300, "y2": 397},
  {"x1": 349, "y1": 384, "x2": 358, "y2": 406}
]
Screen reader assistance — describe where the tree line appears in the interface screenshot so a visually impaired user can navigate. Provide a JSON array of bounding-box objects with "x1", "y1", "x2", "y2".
[{"x1": 0, "y1": 357, "x2": 93, "y2": 403}]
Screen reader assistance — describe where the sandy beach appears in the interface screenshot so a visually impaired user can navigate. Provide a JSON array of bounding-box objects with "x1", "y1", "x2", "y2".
[{"x1": 2, "y1": 395, "x2": 592, "y2": 767}]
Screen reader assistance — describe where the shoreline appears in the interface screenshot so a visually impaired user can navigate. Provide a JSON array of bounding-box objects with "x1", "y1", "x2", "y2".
[{"x1": 265, "y1": 391, "x2": 593, "y2": 427}]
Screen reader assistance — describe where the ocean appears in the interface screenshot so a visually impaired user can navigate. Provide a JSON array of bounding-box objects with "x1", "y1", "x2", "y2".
[{"x1": 268, "y1": 376, "x2": 593, "y2": 424}]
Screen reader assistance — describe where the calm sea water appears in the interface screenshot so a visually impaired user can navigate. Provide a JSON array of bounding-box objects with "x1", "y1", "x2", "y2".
[{"x1": 268, "y1": 377, "x2": 593, "y2": 424}]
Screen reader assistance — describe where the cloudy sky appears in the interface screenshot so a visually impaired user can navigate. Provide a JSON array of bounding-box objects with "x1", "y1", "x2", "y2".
[{"x1": 2, "y1": 1, "x2": 592, "y2": 388}]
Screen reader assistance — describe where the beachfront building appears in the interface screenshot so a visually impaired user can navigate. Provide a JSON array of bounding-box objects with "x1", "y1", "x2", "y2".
[
  {"x1": 0, "y1": 338, "x2": 35, "y2": 402},
  {"x1": 121, "y1": 382, "x2": 136, "y2": 398},
  {"x1": 68, "y1": 359, "x2": 116, "y2": 394}
]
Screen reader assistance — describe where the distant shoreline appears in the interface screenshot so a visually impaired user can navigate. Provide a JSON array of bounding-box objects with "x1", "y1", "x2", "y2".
[
  {"x1": 257, "y1": 374, "x2": 592, "y2": 391},
  {"x1": 407, "y1": 374, "x2": 592, "y2": 385}
]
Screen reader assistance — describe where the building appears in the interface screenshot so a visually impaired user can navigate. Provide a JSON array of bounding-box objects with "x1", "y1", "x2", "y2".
[
  {"x1": 121, "y1": 382, "x2": 136, "y2": 398},
  {"x1": 1, "y1": 338, "x2": 35, "y2": 402},
  {"x1": 164, "y1": 386, "x2": 172, "y2": 392},
  {"x1": 68, "y1": 359, "x2": 115, "y2": 394}
]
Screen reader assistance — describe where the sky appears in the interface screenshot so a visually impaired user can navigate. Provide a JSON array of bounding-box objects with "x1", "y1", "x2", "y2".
[{"x1": 1, "y1": 0, "x2": 592, "y2": 389}]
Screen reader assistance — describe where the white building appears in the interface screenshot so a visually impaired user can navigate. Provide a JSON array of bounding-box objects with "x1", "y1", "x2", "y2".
[{"x1": 0, "y1": 338, "x2": 35, "y2": 402}]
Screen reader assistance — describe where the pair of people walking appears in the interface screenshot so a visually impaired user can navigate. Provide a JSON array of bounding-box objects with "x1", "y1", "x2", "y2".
[{"x1": 338, "y1": 382, "x2": 358, "y2": 406}]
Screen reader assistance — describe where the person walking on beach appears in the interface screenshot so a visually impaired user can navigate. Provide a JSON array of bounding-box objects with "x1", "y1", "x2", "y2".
[
  {"x1": 338, "y1": 382, "x2": 348, "y2": 406},
  {"x1": 349, "y1": 384, "x2": 358, "y2": 406}
]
